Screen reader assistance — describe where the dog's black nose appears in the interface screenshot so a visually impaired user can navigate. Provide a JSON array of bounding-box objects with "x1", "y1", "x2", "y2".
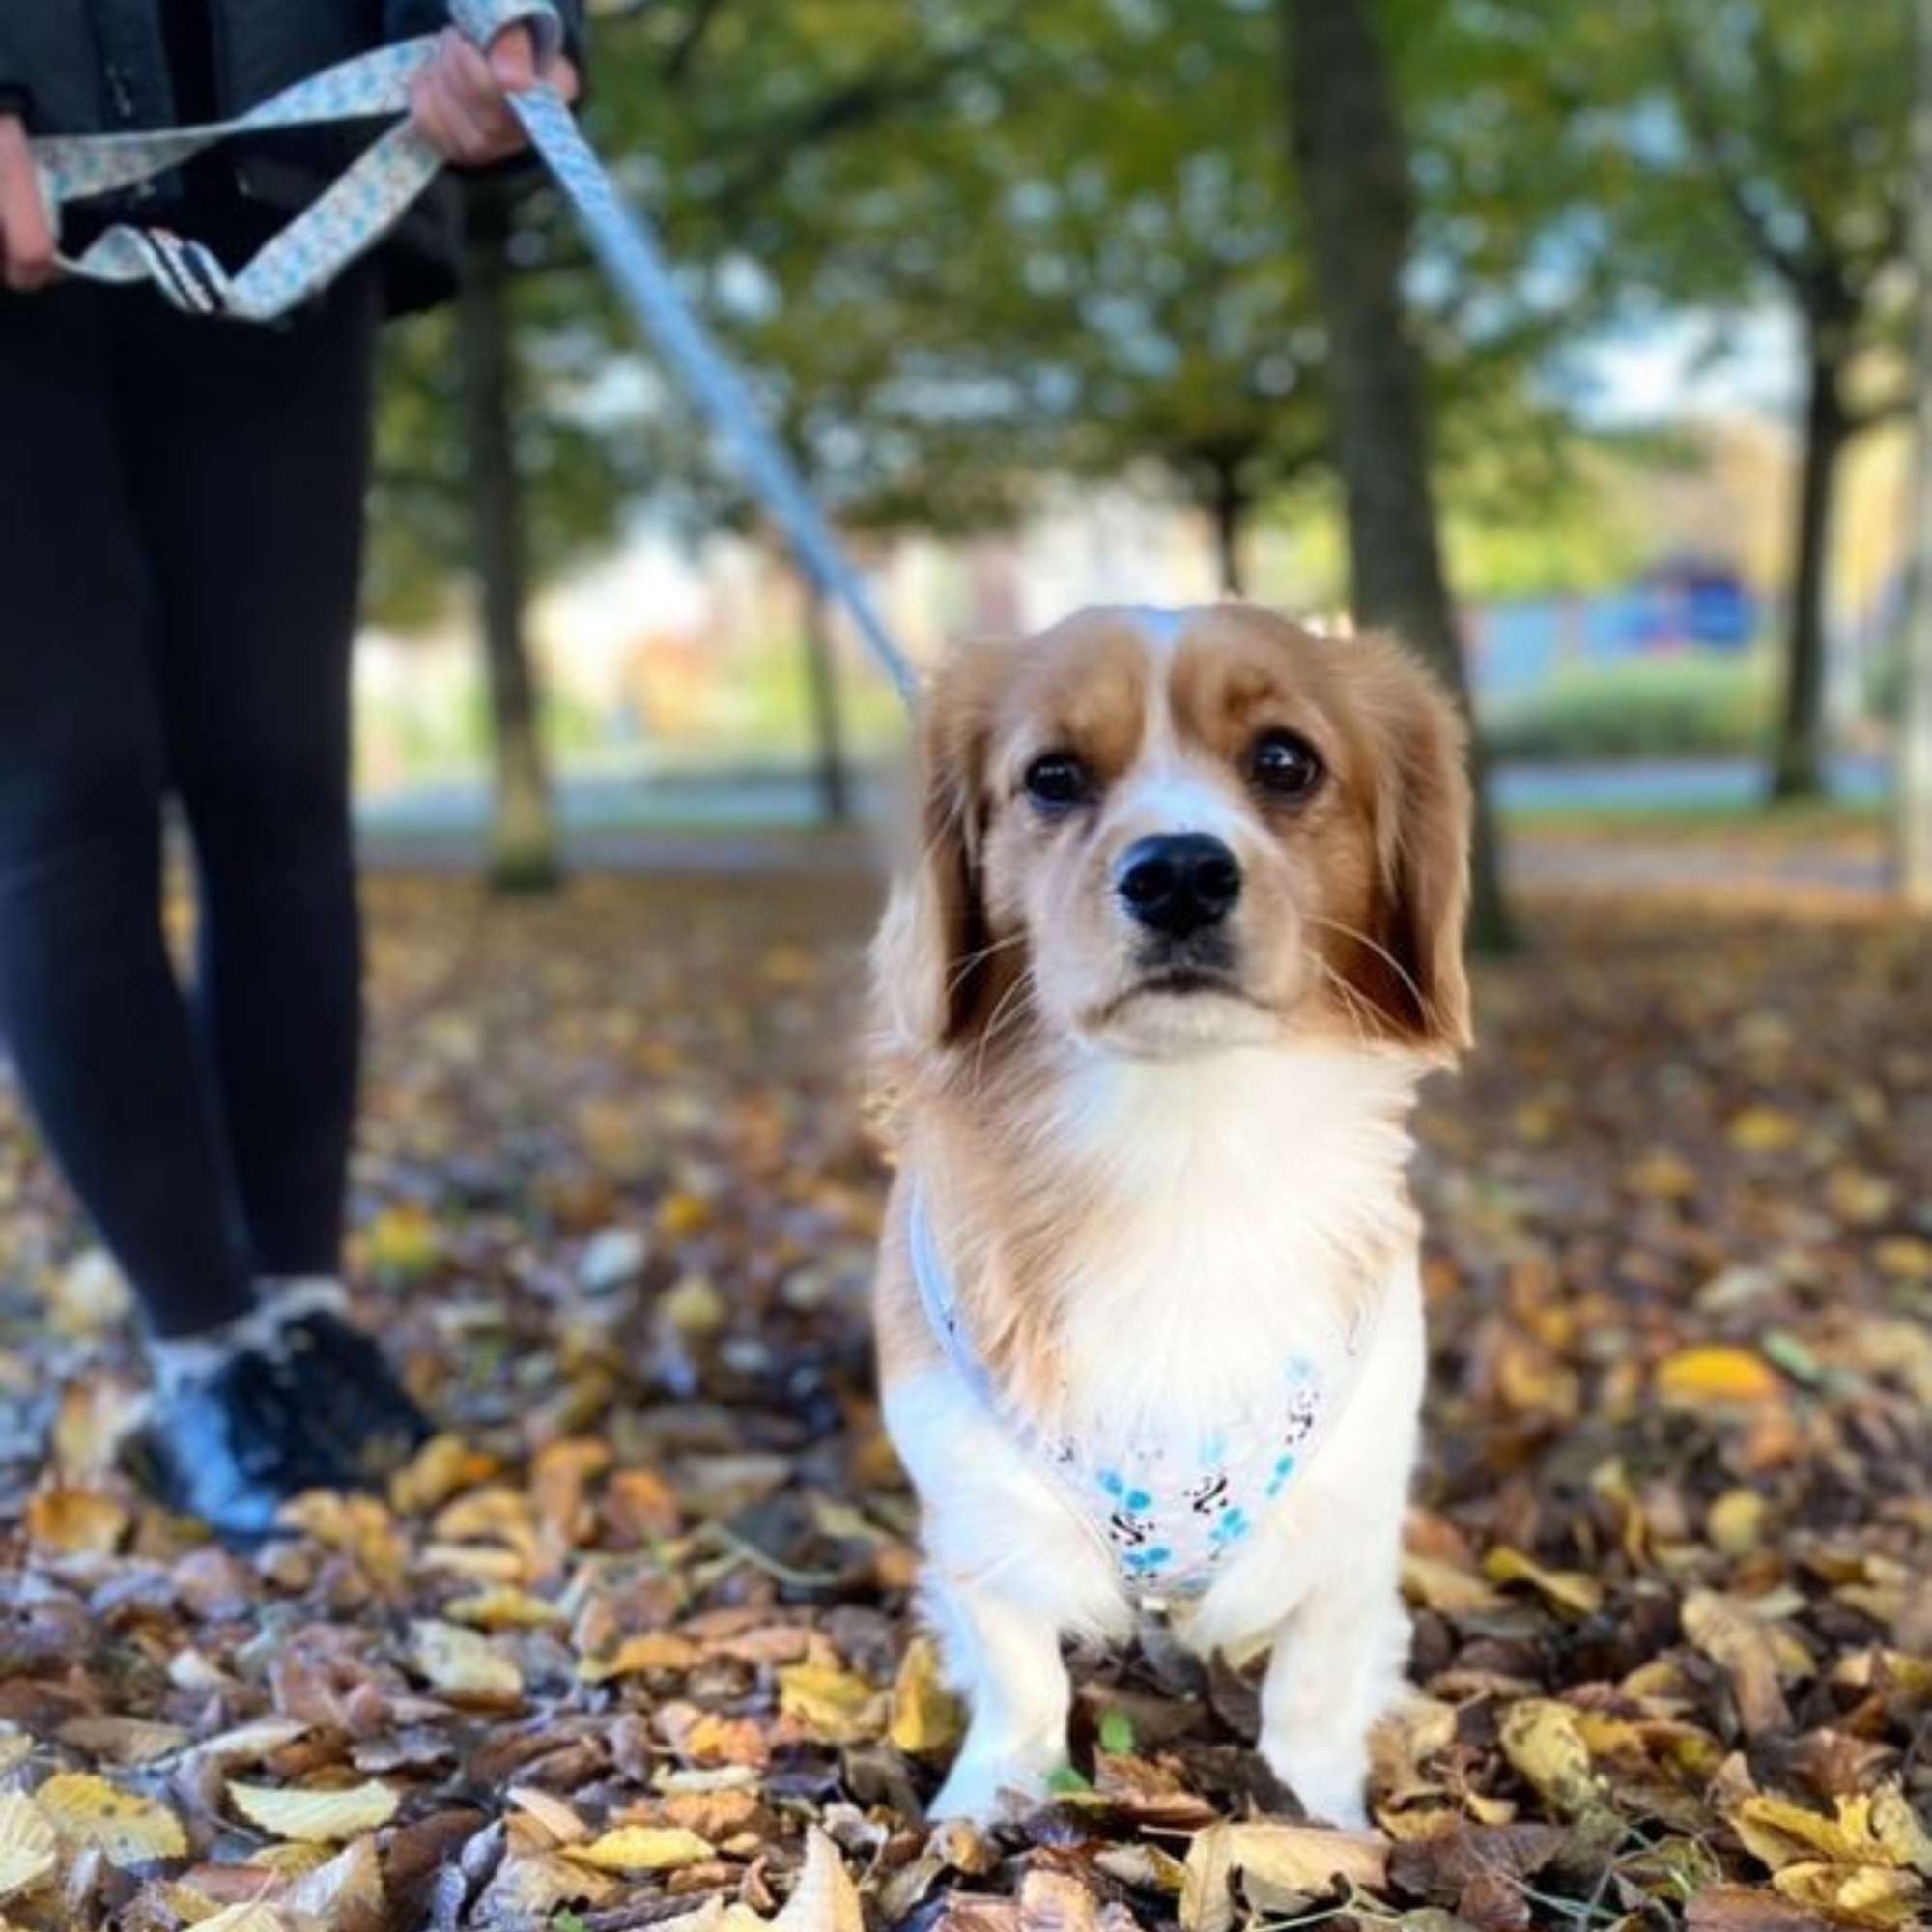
[{"x1": 1116, "y1": 833, "x2": 1242, "y2": 937}]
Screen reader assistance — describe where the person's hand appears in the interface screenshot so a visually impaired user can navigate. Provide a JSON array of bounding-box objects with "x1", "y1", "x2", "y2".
[
  {"x1": 0, "y1": 115, "x2": 57, "y2": 293},
  {"x1": 410, "y1": 25, "x2": 579, "y2": 168}
]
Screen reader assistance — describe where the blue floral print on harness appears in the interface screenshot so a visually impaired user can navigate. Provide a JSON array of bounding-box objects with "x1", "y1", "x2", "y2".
[{"x1": 907, "y1": 1188, "x2": 1373, "y2": 1600}]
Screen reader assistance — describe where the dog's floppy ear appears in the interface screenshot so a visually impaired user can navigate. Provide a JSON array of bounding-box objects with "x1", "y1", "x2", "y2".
[
  {"x1": 1355, "y1": 635, "x2": 1473, "y2": 1059},
  {"x1": 872, "y1": 642, "x2": 1005, "y2": 1051}
]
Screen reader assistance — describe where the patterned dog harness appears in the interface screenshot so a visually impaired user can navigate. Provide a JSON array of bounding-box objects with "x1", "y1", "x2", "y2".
[{"x1": 908, "y1": 1188, "x2": 1377, "y2": 1600}]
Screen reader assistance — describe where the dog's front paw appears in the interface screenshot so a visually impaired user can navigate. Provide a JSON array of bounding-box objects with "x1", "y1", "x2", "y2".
[
  {"x1": 926, "y1": 1748, "x2": 1060, "y2": 1825},
  {"x1": 1261, "y1": 1735, "x2": 1371, "y2": 1833}
]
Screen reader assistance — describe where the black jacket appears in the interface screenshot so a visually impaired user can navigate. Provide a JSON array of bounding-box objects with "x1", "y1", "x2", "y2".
[{"x1": 0, "y1": 1, "x2": 583, "y2": 311}]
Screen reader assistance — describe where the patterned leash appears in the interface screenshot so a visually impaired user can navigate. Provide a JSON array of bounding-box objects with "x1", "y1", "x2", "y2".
[{"x1": 28, "y1": 0, "x2": 923, "y2": 711}]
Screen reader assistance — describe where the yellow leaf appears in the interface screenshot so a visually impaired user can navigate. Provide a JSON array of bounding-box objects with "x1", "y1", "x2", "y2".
[
  {"x1": 0, "y1": 1793, "x2": 56, "y2": 1904},
  {"x1": 361, "y1": 1203, "x2": 440, "y2": 1279},
  {"x1": 1656, "y1": 1348, "x2": 1785, "y2": 1406},
  {"x1": 888, "y1": 1638, "x2": 965, "y2": 1755},
  {"x1": 192, "y1": 1906, "x2": 291, "y2": 1932},
  {"x1": 24, "y1": 1487, "x2": 129, "y2": 1555},
  {"x1": 1728, "y1": 1107, "x2": 1802, "y2": 1152},
  {"x1": 0, "y1": 1726, "x2": 32, "y2": 1779},
  {"x1": 567, "y1": 1826, "x2": 715, "y2": 1873},
  {"x1": 1402, "y1": 1553, "x2": 1504, "y2": 1615},
  {"x1": 576, "y1": 1632, "x2": 701, "y2": 1682},
  {"x1": 1482, "y1": 1547, "x2": 1603, "y2": 1617},
  {"x1": 227, "y1": 1780, "x2": 399, "y2": 1843},
  {"x1": 778, "y1": 1663, "x2": 884, "y2": 1744},
  {"x1": 1625, "y1": 1151, "x2": 1699, "y2": 1199},
  {"x1": 1771, "y1": 1861, "x2": 1924, "y2": 1929},
  {"x1": 1873, "y1": 1785, "x2": 1932, "y2": 1878},
  {"x1": 410, "y1": 1619, "x2": 524, "y2": 1700},
  {"x1": 663, "y1": 1275, "x2": 728, "y2": 1336},
  {"x1": 1875, "y1": 1237, "x2": 1932, "y2": 1283},
  {"x1": 1496, "y1": 1700, "x2": 1606, "y2": 1819},
  {"x1": 36, "y1": 1772, "x2": 186, "y2": 1867},
  {"x1": 389, "y1": 1434, "x2": 498, "y2": 1516},
  {"x1": 442, "y1": 1586, "x2": 566, "y2": 1632},
  {"x1": 1707, "y1": 1490, "x2": 1769, "y2": 1556}
]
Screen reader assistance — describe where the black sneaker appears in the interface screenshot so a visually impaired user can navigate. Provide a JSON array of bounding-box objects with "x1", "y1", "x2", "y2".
[
  {"x1": 134, "y1": 1348, "x2": 354, "y2": 1546},
  {"x1": 272, "y1": 1308, "x2": 433, "y2": 1482}
]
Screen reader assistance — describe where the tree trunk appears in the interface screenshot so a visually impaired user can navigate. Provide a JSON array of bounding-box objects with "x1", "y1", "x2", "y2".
[
  {"x1": 1209, "y1": 465, "x2": 1249, "y2": 598},
  {"x1": 799, "y1": 576, "x2": 853, "y2": 826},
  {"x1": 458, "y1": 182, "x2": 561, "y2": 893},
  {"x1": 1280, "y1": 0, "x2": 1515, "y2": 952},
  {"x1": 1907, "y1": 0, "x2": 1932, "y2": 906},
  {"x1": 1769, "y1": 338, "x2": 1849, "y2": 804}
]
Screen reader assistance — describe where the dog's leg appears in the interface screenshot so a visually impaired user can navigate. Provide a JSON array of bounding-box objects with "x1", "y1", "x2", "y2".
[
  {"x1": 924, "y1": 1570, "x2": 1070, "y2": 1822},
  {"x1": 1257, "y1": 1562, "x2": 1408, "y2": 1831}
]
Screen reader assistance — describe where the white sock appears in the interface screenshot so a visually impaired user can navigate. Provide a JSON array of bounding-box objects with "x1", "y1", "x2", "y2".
[{"x1": 146, "y1": 1278, "x2": 348, "y2": 1398}]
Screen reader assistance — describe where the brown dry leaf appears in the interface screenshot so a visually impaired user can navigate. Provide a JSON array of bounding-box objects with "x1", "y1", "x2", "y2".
[
  {"x1": 1180, "y1": 1821, "x2": 1388, "y2": 1932},
  {"x1": 778, "y1": 1662, "x2": 884, "y2": 1743},
  {"x1": 1685, "y1": 1886, "x2": 1835, "y2": 1932},
  {"x1": 567, "y1": 1825, "x2": 716, "y2": 1872},
  {"x1": 1015, "y1": 1868, "x2": 1107, "y2": 1931},
  {"x1": 1496, "y1": 1700, "x2": 1607, "y2": 1819},
  {"x1": 227, "y1": 1780, "x2": 399, "y2": 1843},
  {"x1": 281, "y1": 1833, "x2": 385, "y2": 1932},
  {"x1": 476, "y1": 1851, "x2": 617, "y2": 1919},
  {"x1": 57, "y1": 1716, "x2": 191, "y2": 1766},
  {"x1": 507, "y1": 1786, "x2": 589, "y2": 1846},
  {"x1": 889, "y1": 1638, "x2": 965, "y2": 1754},
  {"x1": 37, "y1": 1773, "x2": 186, "y2": 1867},
  {"x1": 775, "y1": 1828, "x2": 863, "y2": 1932},
  {"x1": 24, "y1": 1486, "x2": 129, "y2": 1555},
  {"x1": 409, "y1": 1618, "x2": 524, "y2": 1700},
  {"x1": 1684, "y1": 1591, "x2": 1795, "y2": 1737},
  {"x1": 0, "y1": 1793, "x2": 57, "y2": 1905}
]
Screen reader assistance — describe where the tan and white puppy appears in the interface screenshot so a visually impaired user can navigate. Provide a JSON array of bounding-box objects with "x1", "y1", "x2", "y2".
[{"x1": 869, "y1": 604, "x2": 1472, "y2": 1827}]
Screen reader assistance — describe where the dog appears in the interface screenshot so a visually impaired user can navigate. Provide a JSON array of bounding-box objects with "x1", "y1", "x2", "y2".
[{"x1": 867, "y1": 603, "x2": 1472, "y2": 1827}]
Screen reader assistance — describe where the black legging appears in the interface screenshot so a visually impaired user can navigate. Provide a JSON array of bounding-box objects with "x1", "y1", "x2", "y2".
[{"x1": 0, "y1": 271, "x2": 378, "y2": 1338}]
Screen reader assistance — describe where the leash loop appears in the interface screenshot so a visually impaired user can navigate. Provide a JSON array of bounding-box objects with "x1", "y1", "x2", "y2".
[{"x1": 26, "y1": 2, "x2": 923, "y2": 708}]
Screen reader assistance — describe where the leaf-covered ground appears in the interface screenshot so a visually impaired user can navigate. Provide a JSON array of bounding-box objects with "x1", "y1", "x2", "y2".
[{"x1": 0, "y1": 869, "x2": 1927, "y2": 1932}]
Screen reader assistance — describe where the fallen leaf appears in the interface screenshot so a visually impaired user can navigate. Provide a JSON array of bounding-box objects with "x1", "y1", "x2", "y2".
[
  {"x1": 36, "y1": 1773, "x2": 186, "y2": 1867},
  {"x1": 409, "y1": 1618, "x2": 524, "y2": 1700},
  {"x1": 227, "y1": 1780, "x2": 399, "y2": 1843},
  {"x1": 568, "y1": 1825, "x2": 716, "y2": 1872},
  {"x1": 0, "y1": 1792, "x2": 57, "y2": 1903},
  {"x1": 889, "y1": 1638, "x2": 965, "y2": 1754}
]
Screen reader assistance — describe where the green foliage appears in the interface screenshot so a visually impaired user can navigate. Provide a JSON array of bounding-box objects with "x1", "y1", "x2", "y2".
[{"x1": 1482, "y1": 656, "x2": 1772, "y2": 762}]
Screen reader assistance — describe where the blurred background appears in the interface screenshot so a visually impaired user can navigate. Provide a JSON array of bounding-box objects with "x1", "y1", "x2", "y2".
[{"x1": 352, "y1": 0, "x2": 1932, "y2": 915}]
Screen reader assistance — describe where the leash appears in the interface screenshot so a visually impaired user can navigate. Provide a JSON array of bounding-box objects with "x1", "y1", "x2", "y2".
[{"x1": 28, "y1": 0, "x2": 923, "y2": 712}]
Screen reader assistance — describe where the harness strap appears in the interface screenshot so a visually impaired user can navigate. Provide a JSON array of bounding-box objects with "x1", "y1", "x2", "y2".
[
  {"x1": 27, "y1": 0, "x2": 922, "y2": 709},
  {"x1": 907, "y1": 1180, "x2": 1386, "y2": 1599}
]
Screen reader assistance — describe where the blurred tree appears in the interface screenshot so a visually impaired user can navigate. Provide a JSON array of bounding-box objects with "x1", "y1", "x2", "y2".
[
  {"x1": 1490, "y1": 0, "x2": 1913, "y2": 802},
  {"x1": 1281, "y1": 0, "x2": 1516, "y2": 952},
  {"x1": 1652, "y1": 1, "x2": 1911, "y2": 802},
  {"x1": 1907, "y1": 0, "x2": 1932, "y2": 908}
]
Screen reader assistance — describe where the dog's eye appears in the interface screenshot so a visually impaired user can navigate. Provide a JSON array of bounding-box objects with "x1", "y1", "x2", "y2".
[
  {"x1": 1023, "y1": 752, "x2": 1092, "y2": 810},
  {"x1": 1251, "y1": 729, "x2": 1324, "y2": 800}
]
